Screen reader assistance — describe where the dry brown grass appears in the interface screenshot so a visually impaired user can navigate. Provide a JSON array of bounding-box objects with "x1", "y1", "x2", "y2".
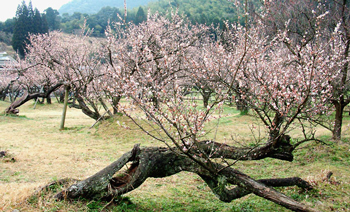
[
  {"x1": 0, "y1": 100, "x2": 182, "y2": 211},
  {"x1": 0, "y1": 101, "x2": 113, "y2": 210}
]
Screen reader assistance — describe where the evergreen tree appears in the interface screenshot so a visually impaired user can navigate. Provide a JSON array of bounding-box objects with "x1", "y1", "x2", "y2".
[
  {"x1": 33, "y1": 8, "x2": 48, "y2": 34},
  {"x1": 33, "y1": 8, "x2": 43, "y2": 34},
  {"x1": 41, "y1": 14, "x2": 49, "y2": 33},
  {"x1": 12, "y1": 1, "x2": 48, "y2": 57},
  {"x1": 27, "y1": 1, "x2": 34, "y2": 20},
  {"x1": 135, "y1": 7, "x2": 146, "y2": 25},
  {"x1": 12, "y1": 1, "x2": 30, "y2": 57}
]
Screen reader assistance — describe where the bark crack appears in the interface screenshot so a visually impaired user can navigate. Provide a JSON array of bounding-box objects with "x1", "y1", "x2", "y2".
[{"x1": 52, "y1": 144, "x2": 317, "y2": 212}]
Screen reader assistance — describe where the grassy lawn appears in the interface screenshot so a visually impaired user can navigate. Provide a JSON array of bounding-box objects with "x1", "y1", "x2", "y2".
[{"x1": 0, "y1": 100, "x2": 349, "y2": 211}]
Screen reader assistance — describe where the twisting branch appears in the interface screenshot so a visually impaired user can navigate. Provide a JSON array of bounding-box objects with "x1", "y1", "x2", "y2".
[{"x1": 53, "y1": 144, "x2": 316, "y2": 212}]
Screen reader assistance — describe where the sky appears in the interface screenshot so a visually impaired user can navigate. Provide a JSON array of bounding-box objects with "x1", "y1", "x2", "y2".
[{"x1": 0, "y1": 0, "x2": 72, "y2": 22}]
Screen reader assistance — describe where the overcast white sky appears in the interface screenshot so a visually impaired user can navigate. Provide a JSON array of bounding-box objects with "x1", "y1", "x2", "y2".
[{"x1": 0, "y1": 0, "x2": 72, "y2": 22}]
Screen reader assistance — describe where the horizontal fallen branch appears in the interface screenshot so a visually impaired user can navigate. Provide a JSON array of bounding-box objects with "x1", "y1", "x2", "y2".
[{"x1": 52, "y1": 144, "x2": 317, "y2": 212}]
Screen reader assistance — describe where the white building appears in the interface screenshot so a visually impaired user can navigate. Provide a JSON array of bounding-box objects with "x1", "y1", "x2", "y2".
[{"x1": 0, "y1": 52, "x2": 18, "y2": 69}]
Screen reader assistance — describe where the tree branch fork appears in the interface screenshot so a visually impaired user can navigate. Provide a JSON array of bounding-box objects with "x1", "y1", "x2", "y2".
[{"x1": 50, "y1": 141, "x2": 317, "y2": 212}]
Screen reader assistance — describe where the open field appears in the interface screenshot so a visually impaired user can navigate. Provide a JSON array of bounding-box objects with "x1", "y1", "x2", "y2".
[{"x1": 1, "y1": 100, "x2": 350, "y2": 211}]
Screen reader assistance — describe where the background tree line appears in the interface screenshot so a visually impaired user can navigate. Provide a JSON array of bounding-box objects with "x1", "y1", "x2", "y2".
[{"x1": 0, "y1": 0, "x2": 249, "y2": 43}]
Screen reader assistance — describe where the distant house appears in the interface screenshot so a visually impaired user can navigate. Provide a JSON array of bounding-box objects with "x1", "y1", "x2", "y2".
[{"x1": 0, "y1": 52, "x2": 18, "y2": 69}]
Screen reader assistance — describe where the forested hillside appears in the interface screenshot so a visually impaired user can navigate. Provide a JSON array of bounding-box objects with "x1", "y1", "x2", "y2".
[
  {"x1": 58, "y1": 0, "x2": 252, "y2": 26},
  {"x1": 147, "y1": 0, "x2": 244, "y2": 25},
  {"x1": 1, "y1": 0, "x2": 258, "y2": 49},
  {"x1": 58, "y1": 0, "x2": 155, "y2": 15},
  {"x1": 1, "y1": 0, "x2": 257, "y2": 39}
]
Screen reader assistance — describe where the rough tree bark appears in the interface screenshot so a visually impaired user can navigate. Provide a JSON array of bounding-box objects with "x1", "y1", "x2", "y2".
[{"x1": 54, "y1": 139, "x2": 317, "y2": 212}]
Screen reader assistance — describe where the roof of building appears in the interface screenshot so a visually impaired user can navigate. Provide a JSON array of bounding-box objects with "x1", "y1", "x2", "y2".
[{"x1": 0, "y1": 52, "x2": 18, "y2": 68}]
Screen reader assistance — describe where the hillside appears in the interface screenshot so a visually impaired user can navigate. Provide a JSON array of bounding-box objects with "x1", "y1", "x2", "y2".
[
  {"x1": 146, "y1": 0, "x2": 243, "y2": 25},
  {"x1": 58, "y1": 0, "x2": 155, "y2": 15}
]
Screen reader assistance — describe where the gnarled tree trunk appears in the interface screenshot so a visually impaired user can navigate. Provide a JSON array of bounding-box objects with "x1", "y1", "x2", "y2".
[
  {"x1": 68, "y1": 95, "x2": 101, "y2": 120},
  {"x1": 54, "y1": 141, "x2": 316, "y2": 212}
]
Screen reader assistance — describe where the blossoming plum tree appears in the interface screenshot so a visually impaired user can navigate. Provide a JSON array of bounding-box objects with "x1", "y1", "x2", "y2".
[
  {"x1": 262, "y1": 0, "x2": 350, "y2": 140},
  {"x1": 3, "y1": 30, "x2": 120, "y2": 120},
  {"x1": 0, "y1": 70, "x2": 17, "y2": 101},
  {"x1": 53, "y1": 11, "x2": 333, "y2": 211}
]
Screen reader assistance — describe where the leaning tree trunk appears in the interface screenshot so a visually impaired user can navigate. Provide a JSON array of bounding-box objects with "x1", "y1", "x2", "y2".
[
  {"x1": 54, "y1": 141, "x2": 316, "y2": 212},
  {"x1": 99, "y1": 97, "x2": 113, "y2": 117},
  {"x1": 69, "y1": 95, "x2": 101, "y2": 120},
  {"x1": 4, "y1": 83, "x2": 63, "y2": 115},
  {"x1": 112, "y1": 95, "x2": 122, "y2": 114}
]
